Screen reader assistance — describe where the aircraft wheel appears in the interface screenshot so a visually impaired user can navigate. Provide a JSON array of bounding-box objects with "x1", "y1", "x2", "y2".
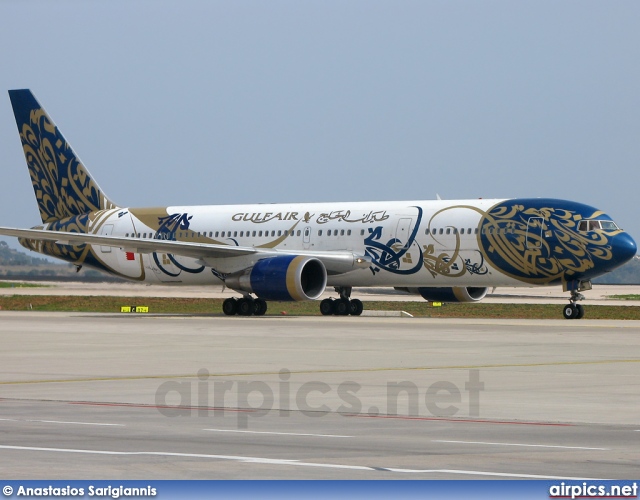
[
  {"x1": 320, "y1": 298, "x2": 334, "y2": 316},
  {"x1": 349, "y1": 299, "x2": 364, "y2": 316},
  {"x1": 222, "y1": 297, "x2": 238, "y2": 316},
  {"x1": 237, "y1": 298, "x2": 255, "y2": 316},
  {"x1": 254, "y1": 298, "x2": 268, "y2": 316},
  {"x1": 562, "y1": 304, "x2": 577, "y2": 320},
  {"x1": 575, "y1": 304, "x2": 585, "y2": 319},
  {"x1": 333, "y1": 298, "x2": 350, "y2": 316}
]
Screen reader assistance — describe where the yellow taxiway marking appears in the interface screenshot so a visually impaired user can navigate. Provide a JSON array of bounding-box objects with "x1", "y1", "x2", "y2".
[{"x1": 0, "y1": 358, "x2": 638, "y2": 386}]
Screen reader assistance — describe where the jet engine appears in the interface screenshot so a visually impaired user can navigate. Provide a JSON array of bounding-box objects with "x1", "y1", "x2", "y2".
[{"x1": 225, "y1": 255, "x2": 327, "y2": 301}]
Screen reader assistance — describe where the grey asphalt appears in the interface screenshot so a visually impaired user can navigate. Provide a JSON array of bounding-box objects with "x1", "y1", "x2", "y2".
[{"x1": 0, "y1": 312, "x2": 638, "y2": 479}]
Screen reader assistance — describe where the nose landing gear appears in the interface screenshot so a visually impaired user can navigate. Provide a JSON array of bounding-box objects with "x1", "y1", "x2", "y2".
[
  {"x1": 562, "y1": 299, "x2": 585, "y2": 320},
  {"x1": 562, "y1": 280, "x2": 591, "y2": 320}
]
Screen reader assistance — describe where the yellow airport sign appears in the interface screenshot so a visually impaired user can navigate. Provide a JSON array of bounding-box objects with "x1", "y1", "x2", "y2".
[{"x1": 120, "y1": 306, "x2": 149, "y2": 313}]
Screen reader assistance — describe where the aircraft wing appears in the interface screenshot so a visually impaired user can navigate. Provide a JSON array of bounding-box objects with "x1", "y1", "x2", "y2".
[{"x1": 0, "y1": 226, "x2": 371, "y2": 274}]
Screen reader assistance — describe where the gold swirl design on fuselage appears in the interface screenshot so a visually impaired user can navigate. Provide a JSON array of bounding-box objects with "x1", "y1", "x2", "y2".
[
  {"x1": 423, "y1": 201, "x2": 620, "y2": 285},
  {"x1": 478, "y1": 203, "x2": 620, "y2": 284},
  {"x1": 421, "y1": 210, "x2": 487, "y2": 279},
  {"x1": 19, "y1": 209, "x2": 146, "y2": 281}
]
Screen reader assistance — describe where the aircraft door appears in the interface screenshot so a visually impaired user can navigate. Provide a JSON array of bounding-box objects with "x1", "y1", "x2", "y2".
[
  {"x1": 303, "y1": 226, "x2": 311, "y2": 249},
  {"x1": 526, "y1": 217, "x2": 544, "y2": 249},
  {"x1": 111, "y1": 212, "x2": 145, "y2": 280},
  {"x1": 395, "y1": 218, "x2": 412, "y2": 249},
  {"x1": 100, "y1": 224, "x2": 114, "y2": 253}
]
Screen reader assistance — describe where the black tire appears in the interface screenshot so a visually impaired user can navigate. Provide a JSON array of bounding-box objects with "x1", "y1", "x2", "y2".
[
  {"x1": 333, "y1": 298, "x2": 350, "y2": 316},
  {"x1": 254, "y1": 298, "x2": 268, "y2": 316},
  {"x1": 349, "y1": 298, "x2": 364, "y2": 316},
  {"x1": 575, "y1": 304, "x2": 585, "y2": 319},
  {"x1": 222, "y1": 298, "x2": 237, "y2": 316},
  {"x1": 563, "y1": 304, "x2": 577, "y2": 320},
  {"x1": 320, "y1": 298, "x2": 334, "y2": 316},
  {"x1": 237, "y1": 298, "x2": 254, "y2": 316}
]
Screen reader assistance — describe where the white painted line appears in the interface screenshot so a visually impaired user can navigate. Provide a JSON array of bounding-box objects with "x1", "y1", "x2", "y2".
[
  {"x1": 27, "y1": 419, "x2": 124, "y2": 427},
  {"x1": 0, "y1": 444, "x2": 605, "y2": 480},
  {"x1": 432, "y1": 439, "x2": 609, "y2": 451},
  {"x1": 361, "y1": 310, "x2": 413, "y2": 318},
  {"x1": 0, "y1": 418, "x2": 123, "y2": 427},
  {"x1": 203, "y1": 429, "x2": 352, "y2": 438}
]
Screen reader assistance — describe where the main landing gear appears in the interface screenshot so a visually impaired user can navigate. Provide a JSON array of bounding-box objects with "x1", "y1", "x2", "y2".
[
  {"x1": 222, "y1": 287, "x2": 365, "y2": 317},
  {"x1": 222, "y1": 296, "x2": 268, "y2": 316},
  {"x1": 319, "y1": 287, "x2": 364, "y2": 316}
]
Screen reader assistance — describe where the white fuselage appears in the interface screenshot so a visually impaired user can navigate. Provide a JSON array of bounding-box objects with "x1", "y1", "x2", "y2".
[{"x1": 90, "y1": 198, "x2": 523, "y2": 288}]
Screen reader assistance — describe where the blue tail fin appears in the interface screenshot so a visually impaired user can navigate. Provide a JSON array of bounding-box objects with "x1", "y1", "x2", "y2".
[{"x1": 8, "y1": 89, "x2": 118, "y2": 223}]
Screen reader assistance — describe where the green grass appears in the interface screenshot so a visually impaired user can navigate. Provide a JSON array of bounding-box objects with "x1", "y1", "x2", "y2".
[
  {"x1": 0, "y1": 295, "x2": 639, "y2": 319},
  {"x1": 0, "y1": 281, "x2": 48, "y2": 288},
  {"x1": 608, "y1": 294, "x2": 640, "y2": 300}
]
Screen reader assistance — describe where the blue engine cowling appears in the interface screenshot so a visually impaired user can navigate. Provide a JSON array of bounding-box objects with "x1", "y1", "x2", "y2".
[
  {"x1": 227, "y1": 255, "x2": 327, "y2": 301},
  {"x1": 397, "y1": 286, "x2": 489, "y2": 303}
]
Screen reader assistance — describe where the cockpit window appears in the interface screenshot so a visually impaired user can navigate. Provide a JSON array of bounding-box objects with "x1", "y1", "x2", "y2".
[
  {"x1": 599, "y1": 220, "x2": 619, "y2": 230},
  {"x1": 578, "y1": 220, "x2": 619, "y2": 232}
]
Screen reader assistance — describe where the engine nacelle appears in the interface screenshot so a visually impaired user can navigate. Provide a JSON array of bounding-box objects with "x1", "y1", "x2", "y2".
[
  {"x1": 397, "y1": 286, "x2": 489, "y2": 303},
  {"x1": 226, "y1": 255, "x2": 327, "y2": 301}
]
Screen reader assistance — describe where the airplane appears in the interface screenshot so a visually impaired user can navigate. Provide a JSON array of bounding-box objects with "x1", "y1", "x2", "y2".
[{"x1": 0, "y1": 89, "x2": 636, "y2": 319}]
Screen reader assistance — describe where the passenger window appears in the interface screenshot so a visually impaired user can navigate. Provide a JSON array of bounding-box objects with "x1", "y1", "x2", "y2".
[
  {"x1": 341, "y1": 230, "x2": 345, "y2": 236},
  {"x1": 297, "y1": 230, "x2": 301, "y2": 236},
  {"x1": 328, "y1": 230, "x2": 332, "y2": 236},
  {"x1": 252, "y1": 231, "x2": 256, "y2": 237},
  {"x1": 425, "y1": 228, "x2": 429, "y2": 235},
  {"x1": 439, "y1": 229, "x2": 444, "y2": 235},
  {"x1": 347, "y1": 230, "x2": 351, "y2": 236},
  {"x1": 318, "y1": 230, "x2": 323, "y2": 236},
  {"x1": 258, "y1": 231, "x2": 263, "y2": 237},
  {"x1": 360, "y1": 229, "x2": 365, "y2": 236}
]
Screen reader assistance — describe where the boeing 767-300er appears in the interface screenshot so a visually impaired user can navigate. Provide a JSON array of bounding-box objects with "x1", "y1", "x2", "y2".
[{"x1": 0, "y1": 90, "x2": 636, "y2": 318}]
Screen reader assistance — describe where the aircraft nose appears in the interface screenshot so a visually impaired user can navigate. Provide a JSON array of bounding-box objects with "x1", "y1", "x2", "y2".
[{"x1": 612, "y1": 232, "x2": 637, "y2": 267}]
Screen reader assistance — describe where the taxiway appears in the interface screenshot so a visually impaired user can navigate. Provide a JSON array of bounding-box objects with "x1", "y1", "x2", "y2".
[{"x1": 0, "y1": 312, "x2": 638, "y2": 479}]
